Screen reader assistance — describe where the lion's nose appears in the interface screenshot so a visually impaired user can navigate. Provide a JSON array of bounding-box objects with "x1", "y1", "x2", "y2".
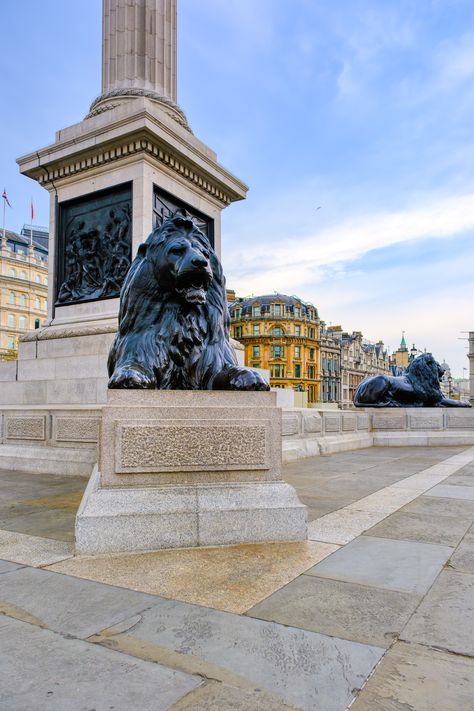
[{"x1": 192, "y1": 256, "x2": 208, "y2": 268}]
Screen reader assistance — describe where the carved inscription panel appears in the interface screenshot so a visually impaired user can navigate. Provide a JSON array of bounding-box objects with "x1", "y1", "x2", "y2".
[
  {"x1": 6, "y1": 416, "x2": 46, "y2": 441},
  {"x1": 116, "y1": 421, "x2": 268, "y2": 472}
]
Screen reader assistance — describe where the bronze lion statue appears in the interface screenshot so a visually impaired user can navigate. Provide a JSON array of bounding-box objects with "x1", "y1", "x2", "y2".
[
  {"x1": 108, "y1": 211, "x2": 269, "y2": 391},
  {"x1": 354, "y1": 352, "x2": 471, "y2": 408}
]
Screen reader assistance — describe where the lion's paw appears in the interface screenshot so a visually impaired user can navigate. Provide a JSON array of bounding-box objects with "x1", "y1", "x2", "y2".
[
  {"x1": 228, "y1": 368, "x2": 270, "y2": 392},
  {"x1": 108, "y1": 367, "x2": 156, "y2": 389}
]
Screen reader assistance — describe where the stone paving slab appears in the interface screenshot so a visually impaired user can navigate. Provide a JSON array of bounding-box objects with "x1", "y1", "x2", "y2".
[
  {"x1": 246, "y1": 573, "x2": 421, "y2": 648},
  {"x1": 0, "y1": 616, "x2": 200, "y2": 711},
  {"x1": 365, "y1": 510, "x2": 472, "y2": 547},
  {"x1": 424, "y1": 483, "x2": 474, "y2": 500},
  {"x1": 350, "y1": 641, "x2": 474, "y2": 711},
  {"x1": 307, "y1": 535, "x2": 453, "y2": 594},
  {"x1": 0, "y1": 560, "x2": 23, "y2": 574},
  {"x1": 448, "y1": 523, "x2": 474, "y2": 573},
  {"x1": 400, "y1": 494, "x2": 474, "y2": 518},
  {"x1": 308, "y1": 508, "x2": 384, "y2": 544},
  {"x1": 401, "y1": 569, "x2": 474, "y2": 656},
  {"x1": 168, "y1": 680, "x2": 299, "y2": 710},
  {"x1": 93, "y1": 599, "x2": 384, "y2": 711},
  {"x1": 0, "y1": 566, "x2": 160, "y2": 638},
  {"x1": 0, "y1": 530, "x2": 73, "y2": 567},
  {"x1": 47, "y1": 541, "x2": 339, "y2": 614}
]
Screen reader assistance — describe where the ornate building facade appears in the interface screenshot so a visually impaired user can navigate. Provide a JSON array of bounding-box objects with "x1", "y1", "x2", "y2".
[
  {"x1": 229, "y1": 294, "x2": 320, "y2": 403},
  {"x1": 0, "y1": 226, "x2": 49, "y2": 358}
]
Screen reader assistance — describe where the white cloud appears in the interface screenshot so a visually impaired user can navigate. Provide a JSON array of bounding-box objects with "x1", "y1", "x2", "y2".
[{"x1": 225, "y1": 190, "x2": 474, "y2": 296}]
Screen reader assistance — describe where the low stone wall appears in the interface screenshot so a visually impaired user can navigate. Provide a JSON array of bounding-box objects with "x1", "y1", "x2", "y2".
[
  {"x1": 0, "y1": 404, "x2": 473, "y2": 473},
  {"x1": 282, "y1": 407, "x2": 474, "y2": 462}
]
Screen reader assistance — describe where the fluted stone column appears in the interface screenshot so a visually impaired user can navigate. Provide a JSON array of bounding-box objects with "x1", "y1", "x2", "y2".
[
  {"x1": 89, "y1": 0, "x2": 186, "y2": 125},
  {"x1": 102, "y1": 0, "x2": 176, "y2": 99}
]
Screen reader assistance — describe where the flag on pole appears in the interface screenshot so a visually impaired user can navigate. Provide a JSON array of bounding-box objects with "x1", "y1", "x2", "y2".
[
  {"x1": 2, "y1": 189, "x2": 12, "y2": 208},
  {"x1": 31, "y1": 198, "x2": 34, "y2": 222}
]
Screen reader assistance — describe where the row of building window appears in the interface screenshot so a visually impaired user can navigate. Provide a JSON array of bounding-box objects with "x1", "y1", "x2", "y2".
[
  {"x1": 6, "y1": 268, "x2": 47, "y2": 284},
  {"x1": 266, "y1": 364, "x2": 317, "y2": 379},
  {"x1": 234, "y1": 305, "x2": 316, "y2": 320},
  {"x1": 8, "y1": 293, "x2": 47, "y2": 309},
  {"x1": 5, "y1": 313, "x2": 44, "y2": 328},
  {"x1": 251, "y1": 345, "x2": 316, "y2": 360},
  {"x1": 234, "y1": 325, "x2": 316, "y2": 339}
]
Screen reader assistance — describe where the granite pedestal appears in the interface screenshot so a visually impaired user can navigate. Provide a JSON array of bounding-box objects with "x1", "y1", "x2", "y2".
[{"x1": 75, "y1": 391, "x2": 307, "y2": 554}]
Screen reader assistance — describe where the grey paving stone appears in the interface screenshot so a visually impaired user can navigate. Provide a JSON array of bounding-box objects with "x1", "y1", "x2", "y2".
[
  {"x1": 306, "y1": 535, "x2": 453, "y2": 594},
  {"x1": 0, "y1": 616, "x2": 200, "y2": 711},
  {"x1": 364, "y1": 510, "x2": 471, "y2": 547},
  {"x1": 246, "y1": 574, "x2": 421, "y2": 648},
  {"x1": 400, "y1": 494, "x2": 474, "y2": 518},
  {"x1": 350, "y1": 641, "x2": 474, "y2": 711},
  {"x1": 0, "y1": 560, "x2": 23, "y2": 574},
  {"x1": 169, "y1": 681, "x2": 299, "y2": 710},
  {"x1": 401, "y1": 569, "x2": 474, "y2": 656},
  {"x1": 116, "y1": 598, "x2": 384, "y2": 711},
  {"x1": 424, "y1": 484, "x2": 474, "y2": 500},
  {"x1": 0, "y1": 566, "x2": 159, "y2": 638},
  {"x1": 449, "y1": 525, "x2": 474, "y2": 574}
]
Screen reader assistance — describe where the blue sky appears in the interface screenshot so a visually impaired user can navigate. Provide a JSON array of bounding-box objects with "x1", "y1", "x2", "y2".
[{"x1": 1, "y1": 1, "x2": 474, "y2": 375}]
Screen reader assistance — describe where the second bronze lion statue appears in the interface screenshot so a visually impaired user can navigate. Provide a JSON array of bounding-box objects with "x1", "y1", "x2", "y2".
[
  {"x1": 354, "y1": 353, "x2": 471, "y2": 408},
  {"x1": 108, "y1": 211, "x2": 269, "y2": 391}
]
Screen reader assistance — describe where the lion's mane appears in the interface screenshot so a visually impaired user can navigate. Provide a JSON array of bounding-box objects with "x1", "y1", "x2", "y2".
[
  {"x1": 107, "y1": 212, "x2": 237, "y2": 390},
  {"x1": 405, "y1": 353, "x2": 443, "y2": 404}
]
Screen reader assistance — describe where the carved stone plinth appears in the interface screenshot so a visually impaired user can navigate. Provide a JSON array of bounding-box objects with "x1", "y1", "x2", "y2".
[{"x1": 75, "y1": 391, "x2": 307, "y2": 554}]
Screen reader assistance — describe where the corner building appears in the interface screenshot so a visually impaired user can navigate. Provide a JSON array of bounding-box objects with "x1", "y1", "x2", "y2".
[
  {"x1": 0, "y1": 227, "x2": 49, "y2": 357},
  {"x1": 229, "y1": 294, "x2": 320, "y2": 403}
]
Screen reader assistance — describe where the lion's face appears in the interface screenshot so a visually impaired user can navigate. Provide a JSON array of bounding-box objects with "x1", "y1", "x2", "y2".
[{"x1": 151, "y1": 230, "x2": 213, "y2": 304}]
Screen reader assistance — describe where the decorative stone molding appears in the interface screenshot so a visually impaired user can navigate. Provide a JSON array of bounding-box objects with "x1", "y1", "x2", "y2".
[
  {"x1": 36, "y1": 136, "x2": 234, "y2": 206},
  {"x1": 5, "y1": 416, "x2": 46, "y2": 441},
  {"x1": 54, "y1": 417, "x2": 100, "y2": 444},
  {"x1": 20, "y1": 323, "x2": 117, "y2": 343},
  {"x1": 87, "y1": 89, "x2": 190, "y2": 131}
]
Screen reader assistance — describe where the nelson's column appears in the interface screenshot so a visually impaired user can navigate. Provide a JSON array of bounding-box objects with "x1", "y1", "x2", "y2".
[{"x1": 2, "y1": 0, "x2": 247, "y2": 417}]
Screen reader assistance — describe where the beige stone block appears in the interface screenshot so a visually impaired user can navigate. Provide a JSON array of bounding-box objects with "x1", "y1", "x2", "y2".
[
  {"x1": 356, "y1": 413, "x2": 370, "y2": 430},
  {"x1": 446, "y1": 412, "x2": 474, "y2": 429},
  {"x1": 17, "y1": 358, "x2": 56, "y2": 382},
  {"x1": 46, "y1": 379, "x2": 99, "y2": 405},
  {"x1": 54, "y1": 354, "x2": 107, "y2": 380},
  {"x1": 37, "y1": 333, "x2": 115, "y2": 359},
  {"x1": 4, "y1": 413, "x2": 48, "y2": 442},
  {"x1": 302, "y1": 411, "x2": 322, "y2": 434},
  {"x1": 372, "y1": 412, "x2": 406, "y2": 430},
  {"x1": 52, "y1": 415, "x2": 101, "y2": 444},
  {"x1": 408, "y1": 411, "x2": 443, "y2": 430},
  {"x1": 17, "y1": 340, "x2": 36, "y2": 359},
  {"x1": 323, "y1": 414, "x2": 341, "y2": 433},
  {"x1": 282, "y1": 412, "x2": 301, "y2": 436},
  {"x1": 0, "y1": 361, "x2": 18, "y2": 382},
  {"x1": 342, "y1": 414, "x2": 357, "y2": 431}
]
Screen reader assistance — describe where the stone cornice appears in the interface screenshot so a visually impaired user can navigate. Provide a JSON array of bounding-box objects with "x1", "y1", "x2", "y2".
[{"x1": 17, "y1": 102, "x2": 248, "y2": 207}]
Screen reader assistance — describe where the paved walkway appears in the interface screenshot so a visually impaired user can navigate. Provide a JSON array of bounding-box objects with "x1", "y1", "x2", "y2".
[{"x1": 0, "y1": 446, "x2": 474, "y2": 710}]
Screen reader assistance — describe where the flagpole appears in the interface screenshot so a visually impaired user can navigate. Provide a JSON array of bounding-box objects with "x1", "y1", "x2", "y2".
[
  {"x1": 2, "y1": 195, "x2": 5, "y2": 243},
  {"x1": 30, "y1": 198, "x2": 33, "y2": 249}
]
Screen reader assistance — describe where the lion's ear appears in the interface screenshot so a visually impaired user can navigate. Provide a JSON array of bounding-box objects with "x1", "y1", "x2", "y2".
[{"x1": 136, "y1": 243, "x2": 148, "y2": 259}]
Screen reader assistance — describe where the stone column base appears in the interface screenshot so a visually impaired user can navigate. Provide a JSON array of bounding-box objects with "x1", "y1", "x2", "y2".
[
  {"x1": 76, "y1": 467, "x2": 307, "y2": 555},
  {"x1": 75, "y1": 390, "x2": 307, "y2": 555}
]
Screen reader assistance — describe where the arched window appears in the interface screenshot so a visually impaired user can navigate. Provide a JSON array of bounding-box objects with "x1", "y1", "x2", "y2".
[
  {"x1": 20, "y1": 271, "x2": 27, "y2": 280},
  {"x1": 8, "y1": 292, "x2": 15, "y2": 304},
  {"x1": 19, "y1": 294, "x2": 27, "y2": 306},
  {"x1": 43, "y1": 277, "x2": 48, "y2": 285},
  {"x1": 7, "y1": 314, "x2": 15, "y2": 328},
  {"x1": 35, "y1": 297, "x2": 40, "y2": 309},
  {"x1": 43, "y1": 299, "x2": 47, "y2": 310},
  {"x1": 19, "y1": 316, "x2": 27, "y2": 329},
  {"x1": 35, "y1": 274, "x2": 41, "y2": 283},
  {"x1": 8, "y1": 268, "x2": 16, "y2": 278},
  {"x1": 7, "y1": 336, "x2": 15, "y2": 350}
]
